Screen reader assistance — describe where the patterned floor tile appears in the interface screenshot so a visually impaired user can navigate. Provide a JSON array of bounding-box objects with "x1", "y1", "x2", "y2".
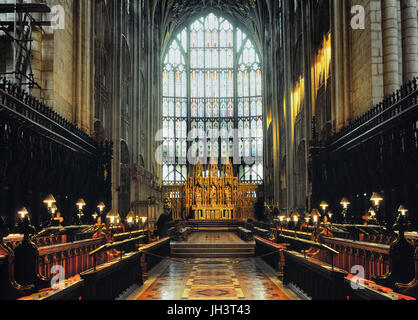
[{"x1": 136, "y1": 258, "x2": 291, "y2": 300}]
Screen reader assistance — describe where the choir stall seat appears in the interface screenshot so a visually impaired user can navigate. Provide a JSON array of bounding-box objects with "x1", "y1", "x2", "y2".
[
  {"x1": 396, "y1": 247, "x2": 418, "y2": 299},
  {"x1": 372, "y1": 225, "x2": 415, "y2": 289},
  {"x1": 0, "y1": 217, "x2": 35, "y2": 300},
  {"x1": 13, "y1": 218, "x2": 50, "y2": 291}
]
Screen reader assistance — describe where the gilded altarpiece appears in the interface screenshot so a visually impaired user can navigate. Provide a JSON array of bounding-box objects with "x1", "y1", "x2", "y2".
[{"x1": 164, "y1": 160, "x2": 258, "y2": 221}]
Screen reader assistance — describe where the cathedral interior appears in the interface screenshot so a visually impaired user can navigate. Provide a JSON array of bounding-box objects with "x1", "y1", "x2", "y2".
[{"x1": 0, "y1": 0, "x2": 417, "y2": 304}]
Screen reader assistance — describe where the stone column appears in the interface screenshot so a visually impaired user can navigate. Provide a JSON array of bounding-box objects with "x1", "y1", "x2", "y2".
[
  {"x1": 382, "y1": 0, "x2": 400, "y2": 95},
  {"x1": 401, "y1": 0, "x2": 418, "y2": 82}
]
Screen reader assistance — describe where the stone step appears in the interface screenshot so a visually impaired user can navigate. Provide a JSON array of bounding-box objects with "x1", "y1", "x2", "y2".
[
  {"x1": 171, "y1": 248, "x2": 255, "y2": 254},
  {"x1": 171, "y1": 252, "x2": 254, "y2": 258},
  {"x1": 170, "y1": 244, "x2": 255, "y2": 249}
]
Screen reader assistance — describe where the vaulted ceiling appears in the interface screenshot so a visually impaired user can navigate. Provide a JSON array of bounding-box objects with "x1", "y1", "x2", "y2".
[{"x1": 150, "y1": 0, "x2": 272, "y2": 57}]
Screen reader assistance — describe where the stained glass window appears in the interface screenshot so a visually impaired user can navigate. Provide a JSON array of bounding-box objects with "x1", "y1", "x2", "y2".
[{"x1": 162, "y1": 13, "x2": 263, "y2": 185}]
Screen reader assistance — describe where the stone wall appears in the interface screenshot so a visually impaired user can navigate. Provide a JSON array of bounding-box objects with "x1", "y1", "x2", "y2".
[{"x1": 349, "y1": 0, "x2": 373, "y2": 118}]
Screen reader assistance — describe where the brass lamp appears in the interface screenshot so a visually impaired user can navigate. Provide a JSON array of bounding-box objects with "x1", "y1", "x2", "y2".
[
  {"x1": 141, "y1": 216, "x2": 148, "y2": 229},
  {"x1": 106, "y1": 210, "x2": 117, "y2": 225},
  {"x1": 43, "y1": 194, "x2": 56, "y2": 208},
  {"x1": 51, "y1": 205, "x2": 58, "y2": 215},
  {"x1": 340, "y1": 198, "x2": 350, "y2": 209},
  {"x1": 277, "y1": 212, "x2": 287, "y2": 232},
  {"x1": 97, "y1": 202, "x2": 106, "y2": 214},
  {"x1": 17, "y1": 207, "x2": 29, "y2": 219},
  {"x1": 394, "y1": 205, "x2": 412, "y2": 234},
  {"x1": 370, "y1": 193, "x2": 383, "y2": 207},
  {"x1": 127, "y1": 211, "x2": 135, "y2": 227},
  {"x1": 76, "y1": 199, "x2": 86, "y2": 211},
  {"x1": 43, "y1": 194, "x2": 57, "y2": 223},
  {"x1": 115, "y1": 212, "x2": 121, "y2": 225},
  {"x1": 398, "y1": 205, "x2": 408, "y2": 216},
  {"x1": 320, "y1": 201, "x2": 329, "y2": 213},
  {"x1": 340, "y1": 198, "x2": 351, "y2": 224},
  {"x1": 366, "y1": 207, "x2": 378, "y2": 225},
  {"x1": 76, "y1": 199, "x2": 86, "y2": 225},
  {"x1": 305, "y1": 213, "x2": 312, "y2": 224},
  {"x1": 291, "y1": 212, "x2": 300, "y2": 235},
  {"x1": 278, "y1": 212, "x2": 286, "y2": 223},
  {"x1": 312, "y1": 209, "x2": 322, "y2": 225},
  {"x1": 370, "y1": 192, "x2": 384, "y2": 226},
  {"x1": 291, "y1": 212, "x2": 301, "y2": 223}
]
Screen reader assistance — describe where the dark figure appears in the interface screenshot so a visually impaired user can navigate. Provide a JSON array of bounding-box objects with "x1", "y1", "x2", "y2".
[
  {"x1": 156, "y1": 212, "x2": 172, "y2": 238},
  {"x1": 157, "y1": 196, "x2": 173, "y2": 238}
]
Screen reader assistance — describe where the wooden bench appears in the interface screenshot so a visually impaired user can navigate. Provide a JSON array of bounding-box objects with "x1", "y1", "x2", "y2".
[
  {"x1": 396, "y1": 247, "x2": 418, "y2": 299},
  {"x1": 80, "y1": 236, "x2": 146, "y2": 300},
  {"x1": 81, "y1": 251, "x2": 143, "y2": 300},
  {"x1": 283, "y1": 250, "x2": 347, "y2": 300},
  {"x1": 0, "y1": 246, "x2": 34, "y2": 300}
]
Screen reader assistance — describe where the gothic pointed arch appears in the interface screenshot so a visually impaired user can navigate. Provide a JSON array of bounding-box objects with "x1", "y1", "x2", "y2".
[{"x1": 161, "y1": 12, "x2": 263, "y2": 185}]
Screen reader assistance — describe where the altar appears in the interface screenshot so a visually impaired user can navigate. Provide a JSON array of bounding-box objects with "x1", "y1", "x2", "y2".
[{"x1": 192, "y1": 206, "x2": 234, "y2": 220}]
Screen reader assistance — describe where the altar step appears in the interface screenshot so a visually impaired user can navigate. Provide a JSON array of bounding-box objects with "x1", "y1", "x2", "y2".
[
  {"x1": 186, "y1": 220, "x2": 242, "y2": 231},
  {"x1": 170, "y1": 243, "x2": 255, "y2": 258}
]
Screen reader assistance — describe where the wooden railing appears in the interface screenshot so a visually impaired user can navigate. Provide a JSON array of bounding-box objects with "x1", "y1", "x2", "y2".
[
  {"x1": 277, "y1": 234, "x2": 340, "y2": 267},
  {"x1": 254, "y1": 236, "x2": 286, "y2": 276},
  {"x1": 38, "y1": 238, "x2": 106, "y2": 279},
  {"x1": 140, "y1": 237, "x2": 171, "y2": 277},
  {"x1": 320, "y1": 236, "x2": 390, "y2": 280},
  {"x1": 328, "y1": 77, "x2": 418, "y2": 151},
  {"x1": 0, "y1": 78, "x2": 98, "y2": 155},
  {"x1": 252, "y1": 226, "x2": 271, "y2": 239},
  {"x1": 276, "y1": 227, "x2": 418, "y2": 282},
  {"x1": 89, "y1": 236, "x2": 146, "y2": 270}
]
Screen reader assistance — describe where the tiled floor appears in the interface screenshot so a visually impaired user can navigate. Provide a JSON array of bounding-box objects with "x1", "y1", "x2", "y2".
[
  {"x1": 174, "y1": 232, "x2": 247, "y2": 244},
  {"x1": 134, "y1": 258, "x2": 295, "y2": 300}
]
